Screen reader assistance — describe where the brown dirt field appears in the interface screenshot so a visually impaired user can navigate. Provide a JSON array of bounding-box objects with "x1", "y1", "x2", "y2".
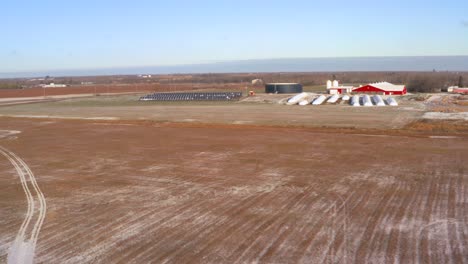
[
  {"x1": 0, "y1": 97, "x2": 426, "y2": 130},
  {"x1": 0, "y1": 85, "x2": 156, "y2": 98},
  {"x1": 405, "y1": 119, "x2": 468, "y2": 133},
  {"x1": 0, "y1": 118, "x2": 467, "y2": 263},
  {"x1": 0, "y1": 83, "x2": 246, "y2": 99}
]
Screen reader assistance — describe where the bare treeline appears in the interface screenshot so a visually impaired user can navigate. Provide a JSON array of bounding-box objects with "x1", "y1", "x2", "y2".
[
  {"x1": 405, "y1": 74, "x2": 451, "y2": 93},
  {"x1": 3, "y1": 71, "x2": 468, "y2": 92}
]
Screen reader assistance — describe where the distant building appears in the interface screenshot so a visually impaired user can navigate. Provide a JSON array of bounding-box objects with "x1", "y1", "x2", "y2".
[
  {"x1": 265, "y1": 83, "x2": 302, "y2": 93},
  {"x1": 251, "y1": 79, "x2": 264, "y2": 86},
  {"x1": 326, "y1": 80, "x2": 406, "y2": 95},
  {"x1": 81, "y1": 82, "x2": 94, "y2": 85},
  {"x1": 447, "y1": 86, "x2": 457, "y2": 92},
  {"x1": 326, "y1": 80, "x2": 354, "y2": 95},
  {"x1": 450, "y1": 86, "x2": 468, "y2": 94},
  {"x1": 353, "y1": 82, "x2": 407, "y2": 95},
  {"x1": 138, "y1": 74, "x2": 152, "y2": 78},
  {"x1": 40, "y1": 83, "x2": 67, "y2": 88}
]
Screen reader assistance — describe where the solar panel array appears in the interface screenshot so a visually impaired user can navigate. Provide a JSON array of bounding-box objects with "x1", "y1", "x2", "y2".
[{"x1": 140, "y1": 92, "x2": 243, "y2": 101}]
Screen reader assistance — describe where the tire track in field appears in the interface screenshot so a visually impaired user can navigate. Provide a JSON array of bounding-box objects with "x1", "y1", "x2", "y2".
[
  {"x1": 42, "y1": 175, "x2": 228, "y2": 262},
  {"x1": 386, "y1": 181, "x2": 422, "y2": 263},
  {"x1": 421, "y1": 174, "x2": 465, "y2": 264},
  {"x1": 114, "y1": 190, "x2": 268, "y2": 263},
  {"x1": 50, "y1": 178, "x2": 230, "y2": 262},
  {"x1": 111, "y1": 180, "x2": 245, "y2": 262},
  {"x1": 415, "y1": 170, "x2": 465, "y2": 264},
  {"x1": 304, "y1": 191, "x2": 364, "y2": 264},
  {"x1": 352, "y1": 182, "x2": 401, "y2": 263},
  {"x1": 287, "y1": 190, "x2": 365, "y2": 263},
  {"x1": 95, "y1": 196, "x2": 235, "y2": 263},
  {"x1": 411, "y1": 170, "x2": 439, "y2": 263},
  {"x1": 444, "y1": 176, "x2": 456, "y2": 264},
  {"x1": 417, "y1": 170, "x2": 442, "y2": 264},
  {"x1": 293, "y1": 188, "x2": 370, "y2": 263},
  {"x1": 362, "y1": 182, "x2": 403, "y2": 263},
  {"x1": 229, "y1": 188, "x2": 318, "y2": 263},
  {"x1": 0, "y1": 146, "x2": 47, "y2": 264},
  {"x1": 454, "y1": 171, "x2": 468, "y2": 264},
  {"x1": 155, "y1": 193, "x2": 287, "y2": 263},
  {"x1": 399, "y1": 169, "x2": 437, "y2": 263},
  {"x1": 257, "y1": 191, "x2": 355, "y2": 264},
  {"x1": 145, "y1": 191, "x2": 276, "y2": 263},
  {"x1": 40, "y1": 183, "x2": 185, "y2": 258},
  {"x1": 182, "y1": 187, "x2": 316, "y2": 264}
]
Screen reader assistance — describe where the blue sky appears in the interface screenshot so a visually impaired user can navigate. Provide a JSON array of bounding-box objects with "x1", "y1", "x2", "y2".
[{"x1": 2, "y1": 0, "x2": 468, "y2": 73}]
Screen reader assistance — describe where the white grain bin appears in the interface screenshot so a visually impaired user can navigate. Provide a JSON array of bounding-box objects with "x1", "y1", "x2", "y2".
[
  {"x1": 342, "y1": 95, "x2": 350, "y2": 101},
  {"x1": 251, "y1": 79, "x2": 264, "y2": 86},
  {"x1": 350, "y1": 95, "x2": 360, "y2": 106},
  {"x1": 332, "y1": 80, "x2": 339, "y2": 87},
  {"x1": 287, "y1": 92, "x2": 308, "y2": 105},
  {"x1": 372, "y1": 95, "x2": 385, "y2": 106},
  {"x1": 312, "y1": 95, "x2": 327, "y2": 105},
  {"x1": 326, "y1": 80, "x2": 332, "y2": 88},
  {"x1": 362, "y1": 95, "x2": 373, "y2": 106},
  {"x1": 298, "y1": 99, "x2": 310, "y2": 106},
  {"x1": 327, "y1": 94, "x2": 340, "y2": 103},
  {"x1": 386, "y1": 97, "x2": 398, "y2": 106}
]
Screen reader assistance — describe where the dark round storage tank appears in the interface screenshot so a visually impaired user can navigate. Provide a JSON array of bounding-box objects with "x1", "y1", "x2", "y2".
[{"x1": 265, "y1": 83, "x2": 303, "y2": 93}]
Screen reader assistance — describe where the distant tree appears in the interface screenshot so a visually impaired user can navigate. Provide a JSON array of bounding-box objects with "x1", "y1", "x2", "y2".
[
  {"x1": 458, "y1": 75, "x2": 464, "y2": 87},
  {"x1": 407, "y1": 74, "x2": 446, "y2": 93}
]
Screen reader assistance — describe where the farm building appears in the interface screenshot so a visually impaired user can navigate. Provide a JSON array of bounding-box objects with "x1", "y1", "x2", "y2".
[
  {"x1": 40, "y1": 83, "x2": 67, "y2": 88},
  {"x1": 327, "y1": 80, "x2": 354, "y2": 94},
  {"x1": 448, "y1": 86, "x2": 468, "y2": 94},
  {"x1": 453, "y1": 88, "x2": 468, "y2": 94},
  {"x1": 265, "y1": 83, "x2": 302, "y2": 94},
  {"x1": 353, "y1": 82, "x2": 407, "y2": 95}
]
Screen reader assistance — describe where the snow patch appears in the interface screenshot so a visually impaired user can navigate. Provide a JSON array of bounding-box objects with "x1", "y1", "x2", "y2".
[
  {"x1": 0, "y1": 130, "x2": 21, "y2": 139},
  {"x1": 0, "y1": 114, "x2": 119, "y2": 120},
  {"x1": 422, "y1": 112, "x2": 468, "y2": 121},
  {"x1": 429, "y1": 136, "x2": 458, "y2": 139},
  {"x1": 7, "y1": 238, "x2": 34, "y2": 264}
]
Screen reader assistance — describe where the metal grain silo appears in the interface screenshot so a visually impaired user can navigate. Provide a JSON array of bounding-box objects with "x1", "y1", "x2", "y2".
[{"x1": 265, "y1": 83, "x2": 303, "y2": 94}]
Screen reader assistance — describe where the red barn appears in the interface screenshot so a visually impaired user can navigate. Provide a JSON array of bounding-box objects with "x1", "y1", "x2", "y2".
[
  {"x1": 353, "y1": 82, "x2": 407, "y2": 95},
  {"x1": 453, "y1": 88, "x2": 468, "y2": 94}
]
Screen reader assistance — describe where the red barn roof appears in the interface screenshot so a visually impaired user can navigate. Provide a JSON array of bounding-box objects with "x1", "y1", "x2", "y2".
[{"x1": 353, "y1": 82, "x2": 406, "y2": 95}]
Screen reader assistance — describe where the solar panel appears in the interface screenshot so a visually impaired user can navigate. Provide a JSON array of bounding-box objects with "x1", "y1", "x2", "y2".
[{"x1": 139, "y1": 92, "x2": 243, "y2": 101}]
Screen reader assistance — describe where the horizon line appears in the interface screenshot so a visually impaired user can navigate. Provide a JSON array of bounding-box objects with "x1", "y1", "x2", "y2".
[{"x1": 2, "y1": 55, "x2": 468, "y2": 79}]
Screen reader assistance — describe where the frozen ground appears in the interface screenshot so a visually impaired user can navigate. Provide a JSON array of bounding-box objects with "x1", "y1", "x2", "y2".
[{"x1": 0, "y1": 118, "x2": 467, "y2": 263}]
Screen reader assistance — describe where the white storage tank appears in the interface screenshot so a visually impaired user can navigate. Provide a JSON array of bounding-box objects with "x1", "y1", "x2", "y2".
[
  {"x1": 350, "y1": 95, "x2": 360, "y2": 106},
  {"x1": 326, "y1": 80, "x2": 332, "y2": 88},
  {"x1": 386, "y1": 97, "x2": 398, "y2": 106},
  {"x1": 312, "y1": 95, "x2": 327, "y2": 105},
  {"x1": 362, "y1": 95, "x2": 373, "y2": 106},
  {"x1": 332, "y1": 80, "x2": 339, "y2": 87},
  {"x1": 372, "y1": 95, "x2": 385, "y2": 106},
  {"x1": 327, "y1": 94, "x2": 340, "y2": 103}
]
